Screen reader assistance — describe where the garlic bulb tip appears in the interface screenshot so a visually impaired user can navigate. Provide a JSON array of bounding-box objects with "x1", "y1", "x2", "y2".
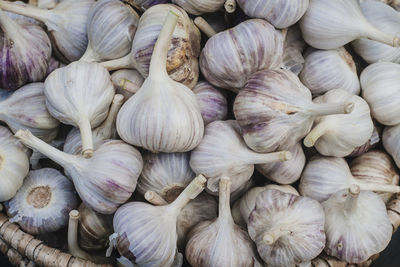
[{"x1": 69, "y1": 209, "x2": 79, "y2": 220}]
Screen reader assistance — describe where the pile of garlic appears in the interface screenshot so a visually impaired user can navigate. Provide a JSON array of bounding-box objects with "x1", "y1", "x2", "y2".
[{"x1": 1, "y1": 0, "x2": 400, "y2": 266}]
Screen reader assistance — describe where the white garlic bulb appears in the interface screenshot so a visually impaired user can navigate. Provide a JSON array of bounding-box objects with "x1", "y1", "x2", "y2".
[
  {"x1": 172, "y1": 0, "x2": 226, "y2": 15},
  {"x1": 80, "y1": 0, "x2": 140, "y2": 63},
  {"x1": 186, "y1": 178, "x2": 262, "y2": 267},
  {"x1": 111, "y1": 69, "x2": 144, "y2": 101},
  {"x1": 0, "y1": 126, "x2": 29, "y2": 202},
  {"x1": 322, "y1": 185, "x2": 392, "y2": 263},
  {"x1": 5, "y1": 168, "x2": 77, "y2": 235},
  {"x1": 256, "y1": 143, "x2": 306, "y2": 185},
  {"x1": 116, "y1": 12, "x2": 204, "y2": 153},
  {"x1": 190, "y1": 120, "x2": 291, "y2": 194},
  {"x1": 383, "y1": 124, "x2": 400, "y2": 168},
  {"x1": 237, "y1": 0, "x2": 309, "y2": 29},
  {"x1": 361, "y1": 62, "x2": 400, "y2": 126},
  {"x1": 15, "y1": 130, "x2": 143, "y2": 214},
  {"x1": 300, "y1": 0, "x2": 400, "y2": 49},
  {"x1": 45, "y1": 61, "x2": 115, "y2": 158},
  {"x1": 248, "y1": 189, "x2": 326, "y2": 267},
  {"x1": 299, "y1": 156, "x2": 400, "y2": 202},
  {"x1": 299, "y1": 48, "x2": 360, "y2": 97},
  {"x1": 303, "y1": 89, "x2": 373, "y2": 157}
]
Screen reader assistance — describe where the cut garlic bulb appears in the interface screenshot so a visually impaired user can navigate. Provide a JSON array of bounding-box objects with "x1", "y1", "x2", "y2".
[
  {"x1": 190, "y1": 120, "x2": 291, "y2": 194},
  {"x1": 383, "y1": 124, "x2": 400, "y2": 168},
  {"x1": 248, "y1": 189, "x2": 326, "y2": 267},
  {"x1": 172, "y1": 0, "x2": 226, "y2": 15},
  {"x1": 111, "y1": 69, "x2": 144, "y2": 101},
  {"x1": 5, "y1": 168, "x2": 77, "y2": 235}
]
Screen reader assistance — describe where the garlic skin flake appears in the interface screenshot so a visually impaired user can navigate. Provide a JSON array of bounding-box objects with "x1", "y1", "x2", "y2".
[
  {"x1": 248, "y1": 189, "x2": 326, "y2": 267},
  {"x1": 111, "y1": 69, "x2": 144, "y2": 101},
  {"x1": 322, "y1": 186, "x2": 392, "y2": 263},
  {"x1": 172, "y1": 0, "x2": 226, "y2": 15}
]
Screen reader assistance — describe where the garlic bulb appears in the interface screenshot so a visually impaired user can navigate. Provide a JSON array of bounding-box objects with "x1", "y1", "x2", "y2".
[
  {"x1": 300, "y1": 0, "x2": 400, "y2": 50},
  {"x1": 234, "y1": 68, "x2": 354, "y2": 153},
  {"x1": 322, "y1": 185, "x2": 392, "y2": 263},
  {"x1": 256, "y1": 143, "x2": 306, "y2": 185},
  {"x1": 45, "y1": 61, "x2": 115, "y2": 158},
  {"x1": 361, "y1": 62, "x2": 400, "y2": 126},
  {"x1": 186, "y1": 178, "x2": 262, "y2": 267},
  {"x1": 80, "y1": 0, "x2": 140, "y2": 63},
  {"x1": 172, "y1": 0, "x2": 226, "y2": 15},
  {"x1": 0, "y1": 0, "x2": 94, "y2": 62},
  {"x1": 350, "y1": 150, "x2": 399, "y2": 203},
  {"x1": 383, "y1": 124, "x2": 400, "y2": 168},
  {"x1": 349, "y1": 124, "x2": 380, "y2": 157},
  {"x1": 299, "y1": 156, "x2": 400, "y2": 202},
  {"x1": 111, "y1": 69, "x2": 144, "y2": 100},
  {"x1": 232, "y1": 184, "x2": 299, "y2": 226},
  {"x1": 200, "y1": 19, "x2": 284, "y2": 92},
  {"x1": 303, "y1": 89, "x2": 373, "y2": 157},
  {"x1": 193, "y1": 81, "x2": 228, "y2": 125},
  {"x1": 63, "y1": 94, "x2": 124, "y2": 155},
  {"x1": 0, "y1": 83, "x2": 60, "y2": 142},
  {"x1": 5, "y1": 168, "x2": 77, "y2": 235},
  {"x1": 108, "y1": 175, "x2": 206, "y2": 266},
  {"x1": 190, "y1": 120, "x2": 291, "y2": 194},
  {"x1": 299, "y1": 48, "x2": 360, "y2": 97},
  {"x1": 15, "y1": 130, "x2": 143, "y2": 214},
  {"x1": 237, "y1": 0, "x2": 309, "y2": 29},
  {"x1": 248, "y1": 189, "x2": 326, "y2": 267},
  {"x1": 0, "y1": 8, "x2": 51, "y2": 90},
  {"x1": 0, "y1": 126, "x2": 29, "y2": 202},
  {"x1": 102, "y1": 4, "x2": 201, "y2": 89},
  {"x1": 116, "y1": 12, "x2": 204, "y2": 153}
]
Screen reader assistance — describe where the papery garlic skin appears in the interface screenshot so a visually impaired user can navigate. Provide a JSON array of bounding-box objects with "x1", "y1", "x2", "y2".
[
  {"x1": 46, "y1": 57, "x2": 65, "y2": 77},
  {"x1": 248, "y1": 189, "x2": 326, "y2": 267},
  {"x1": 237, "y1": 0, "x2": 309, "y2": 29},
  {"x1": 172, "y1": 0, "x2": 225, "y2": 15},
  {"x1": 111, "y1": 69, "x2": 144, "y2": 100},
  {"x1": 37, "y1": 0, "x2": 59, "y2": 9},
  {"x1": 299, "y1": 48, "x2": 360, "y2": 97},
  {"x1": 383, "y1": 124, "x2": 400, "y2": 169},
  {"x1": 5, "y1": 168, "x2": 77, "y2": 235},
  {"x1": 123, "y1": 0, "x2": 169, "y2": 10},
  {"x1": 349, "y1": 124, "x2": 380, "y2": 157},
  {"x1": 200, "y1": 19, "x2": 284, "y2": 92}
]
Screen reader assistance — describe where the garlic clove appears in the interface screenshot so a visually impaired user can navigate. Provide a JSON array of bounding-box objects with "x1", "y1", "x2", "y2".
[
  {"x1": 5, "y1": 168, "x2": 77, "y2": 235},
  {"x1": 172, "y1": 0, "x2": 226, "y2": 15},
  {"x1": 383, "y1": 124, "x2": 400, "y2": 169},
  {"x1": 247, "y1": 189, "x2": 325, "y2": 267},
  {"x1": 111, "y1": 69, "x2": 144, "y2": 101}
]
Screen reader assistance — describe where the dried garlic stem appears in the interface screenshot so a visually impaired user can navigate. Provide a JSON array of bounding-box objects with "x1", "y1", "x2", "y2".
[
  {"x1": 96, "y1": 94, "x2": 124, "y2": 139},
  {"x1": 356, "y1": 180, "x2": 400, "y2": 194},
  {"x1": 78, "y1": 118, "x2": 94, "y2": 158},
  {"x1": 307, "y1": 102, "x2": 354, "y2": 117},
  {"x1": 168, "y1": 174, "x2": 206, "y2": 212},
  {"x1": 145, "y1": 191, "x2": 168, "y2": 206},
  {"x1": 194, "y1": 17, "x2": 217, "y2": 38},
  {"x1": 344, "y1": 184, "x2": 360, "y2": 214},
  {"x1": 248, "y1": 150, "x2": 291, "y2": 165},
  {"x1": 68, "y1": 210, "x2": 93, "y2": 261},
  {"x1": 101, "y1": 54, "x2": 134, "y2": 71},
  {"x1": 304, "y1": 121, "x2": 329, "y2": 147},
  {"x1": 224, "y1": 0, "x2": 236, "y2": 13},
  {"x1": 218, "y1": 177, "x2": 233, "y2": 223},
  {"x1": 263, "y1": 227, "x2": 292, "y2": 245}
]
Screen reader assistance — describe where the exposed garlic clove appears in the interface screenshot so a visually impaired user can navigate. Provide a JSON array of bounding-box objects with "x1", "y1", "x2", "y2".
[
  {"x1": 172, "y1": 0, "x2": 226, "y2": 15},
  {"x1": 248, "y1": 189, "x2": 325, "y2": 267},
  {"x1": 116, "y1": 12, "x2": 204, "y2": 153},
  {"x1": 349, "y1": 124, "x2": 380, "y2": 157},
  {"x1": 80, "y1": 0, "x2": 140, "y2": 63},
  {"x1": 303, "y1": 89, "x2": 373, "y2": 157},
  {"x1": 111, "y1": 69, "x2": 144, "y2": 101},
  {"x1": 5, "y1": 168, "x2": 77, "y2": 235},
  {"x1": 234, "y1": 68, "x2": 354, "y2": 153},
  {"x1": 237, "y1": 0, "x2": 309, "y2": 29},
  {"x1": 383, "y1": 124, "x2": 400, "y2": 169},
  {"x1": 15, "y1": 129, "x2": 143, "y2": 214},
  {"x1": 193, "y1": 81, "x2": 228, "y2": 125},
  {"x1": 45, "y1": 61, "x2": 115, "y2": 158},
  {"x1": 186, "y1": 177, "x2": 262, "y2": 267},
  {"x1": 322, "y1": 185, "x2": 392, "y2": 263},
  {"x1": 300, "y1": 0, "x2": 400, "y2": 50},
  {"x1": 190, "y1": 120, "x2": 291, "y2": 194},
  {"x1": 299, "y1": 47, "x2": 360, "y2": 97}
]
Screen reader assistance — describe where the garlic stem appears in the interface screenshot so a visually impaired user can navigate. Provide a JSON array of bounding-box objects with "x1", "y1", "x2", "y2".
[
  {"x1": 355, "y1": 179, "x2": 400, "y2": 194},
  {"x1": 78, "y1": 118, "x2": 94, "y2": 158},
  {"x1": 144, "y1": 191, "x2": 168, "y2": 206},
  {"x1": 366, "y1": 24, "x2": 400, "y2": 47},
  {"x1": 262, "y1": 227, "x2": 292, "y2": 245},
  {"x1": 344, "y1": 184, "x2": 360, "y2": 215},
  {"x1": 303, "y1": 121, "x2": 330, "y2": 147},
  {"x1": 15, "y1": 129, "x2": 75, "y2": 167},
  {"x1": 307, "y1": 102, "x2": 354, "y2": 117},
  {"x1": 0, "y1": 1, "x2": 51, "y2": 26},
  {"x1": 224, "y1": 0, "x2": 236, "y2": 13},
  {"x1": 249, "y1": 151, "x2": 292, "y2": 165},
  {"x1": 119, "y1": 78, "x2": 140, "y2": 94},
  {"x1": 194, "y1": 17, "x2": 217, "y2": 38},
  {"x1": 68, "y1": 210, "x2": 93, "y2": 261},
  {"x1": 101, "y1": 54, "x2": 135, "y2": 71},
  {"x1": 96, "y1": 94, "x2": 124, "y2": 140},
  {"x1": 0, "y1": 8, "x2": 22, "y2": 42},
  {"x1": 80, "y1": 44, "x2": 100, "y2": 63},
  {"x1": 218, "y1": 177, "x2": 234, "y2": 223}
]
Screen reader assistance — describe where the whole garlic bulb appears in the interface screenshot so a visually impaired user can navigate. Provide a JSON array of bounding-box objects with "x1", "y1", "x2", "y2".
[
  {"x1": 234, "y1": 68, "x2": 354, "y2": 153},
  {"x1": 200, "y1": 19, "x2": 284, "y2": 92},
  {"x1": 5, "y1": 168, "x2": 77, "y2": 235},
  {"x1": 15, "y1": 130, "x2": 143, "y2": 214},
  {"x1": 111, "y1": 69, "x2": 144, "y2": 101},
  {"x1": 0, "y1": 8, "x2": 51, "y2": 90},
  {"x1": 80, "y1": 0, "x2": 140, "y2": 63},
  {"x1": 172, "y1": 0, "x2": 226, "y2": 15},
  {"x1": 0, "y1": 126, "x2": 29, "y2": 202},
  {"x1": 190, "y1": 120, "x2": 291, "y2": 194},
  {"x1": 256, "y1": 143, "x2": 306, "y2": 185},
  {"x1": 186, "y1": 178, "x2": 262, "y2": 267},
  {"x1": 116, "y1": 12, "x2": 204, "y2": 153},
  {"x1": 322, "y1": 185, "x2": 392, "y2": 263},
  {"x1": 299, "y1": 47, "x2": 360, "y2": 97},
  {"x1": 45, "y1": 61, "x2": 115, "y2": 158},
  {"x1": 248, "y1": 189, "x2": 326, "y2": 267},
  {"x1": 299, "y1": 156, "x2": 400, "y2": 202},
  {"x1": 0, "y1": 83, "x2": 60, "y2": 143},
  {"x1": 300, "y1": 0, "x2": 400, "y2": 50},
  {"x1": 237, "y1": 0, "x2": 309, "y2": 29},
  {"x1": 303, "y1": 89, "x2": 373, "y2": 157},
  {"x1": 193, "y1": 81, "x2": 228, "y2": 125}
]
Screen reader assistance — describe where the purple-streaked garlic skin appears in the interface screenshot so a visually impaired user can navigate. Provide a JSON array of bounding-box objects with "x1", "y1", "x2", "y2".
[
  {"x1": 46, "y1": 57, "x2": 66, "y2": 77},
  {"x1": 111, "y1": 69, "x2": 144, "y2": 100},
  {"x1": 193, "y1": 81, "x2": 228, "y2": 125},
  {"x1": 349, "y1": 124, "x2": 380, "y2": 157},
  {"x1": 200, "y1": 19, "x2": 284, "y2": 92}
]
